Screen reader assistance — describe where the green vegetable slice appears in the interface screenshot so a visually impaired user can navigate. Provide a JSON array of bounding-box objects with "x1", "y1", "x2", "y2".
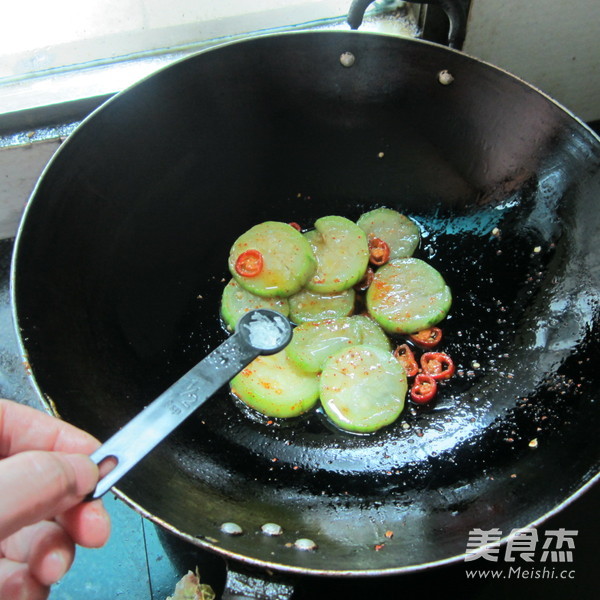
[
  {"x1": 220, "y1": 279, "x2": 289, "y2": 331},
  {"x1": 352, "y1": 315, "x2": 392, "y2": 351},
  {"x1": 366, "y1": 258, "x2": 452, "y2": 334},
  {"x1": 357, "y1": 208, "x2": 420, "y2": 259},
  {"x1": 286, "y1": 317, "x2": 356, "y2": 373},
  {"x1": 320, "y1": 345, "x2": 407, "y2": 433},
  {"x1": 228, "y1": 221, "x2": 316, "y2": 298},
  {"x1": 230, "y1": 350, "x2": 319, "y2": 418},
  {"x1": 289, "y1": 288, "x2": 355, "y2": 324},
  {"x1": 286, "y1": 316, "x2": 390, "y2": 373},
  {"x1": 304, "y1": 216, "x2": 369, "y2": 293}
]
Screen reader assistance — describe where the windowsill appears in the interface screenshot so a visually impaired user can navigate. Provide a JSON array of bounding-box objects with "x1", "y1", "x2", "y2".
[{"x1": 0, "y1": 46, "x2": 200, "y2": 134}]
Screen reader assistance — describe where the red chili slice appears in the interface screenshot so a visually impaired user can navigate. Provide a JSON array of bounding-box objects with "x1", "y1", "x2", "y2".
[
  {"x1": 410, "y1": 374, "x2": 438, "y2": 404},
  {"x1": 420, "y1": 352, "x2": 455, "y2": 380},
  {"x1": 393, "y1": 344, "x2": 419, "y2": 378},
  {"x1": 409, "y1": 327, "x2": 443, "y2": 348},
  {"x1": 354, "y1": 267, "x2": 374, "y2": 291},
  {"x1": 368, "y1": 236, "x2": 390, "y2": 266},
  {"x1": 289, "y1": 222, "x2": 302, "y2": 232},
  {"x1": 235, "y1": 249, "x2": 264, "y2": 278}
]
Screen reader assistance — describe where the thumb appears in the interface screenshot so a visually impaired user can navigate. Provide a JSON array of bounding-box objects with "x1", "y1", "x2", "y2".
[{"x1": 0, "y1": 451, "x2": 99, "y2": 540}]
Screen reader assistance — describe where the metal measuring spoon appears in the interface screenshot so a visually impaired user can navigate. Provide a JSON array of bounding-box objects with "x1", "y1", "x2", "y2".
[{"x1": 89, "y1": 309, "x2": 292, "y2": 499}]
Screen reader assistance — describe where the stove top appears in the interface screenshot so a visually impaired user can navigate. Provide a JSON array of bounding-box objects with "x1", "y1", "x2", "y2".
[{"x1": 1, "y1": 237, "x2": 597, "y2": 599}]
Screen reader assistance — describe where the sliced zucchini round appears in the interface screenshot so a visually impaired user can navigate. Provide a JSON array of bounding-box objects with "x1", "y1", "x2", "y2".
[
  {"x1": 286, "y1": 317, "x2": 357, "y2": 374},
  {"x1": 352, "y1": 315, "x2": 392, "y2": 351},
  {"x1": 286, "y1": 315, "x2": 391, "y2": 373},
  {"x1": 220, "y1": 279, "x2": 290, "y2": 331},
  {"x1": 304, "y1": 216, "x2": 369, "y2": 293},
  {"x1": 288, "y1": 288, "x2": 355, "y2": 324},
  {"x1": 228, "y1": 221, "x2": 316, "y2": 298},
  {"x1": 230, "y1": 350, "x2": 319, "y2": 418},
  {"x1": 320, "y1": 345, "x2": 407, "y2": 433},
  {"x1": 357, "y1": 208, "x2": 420, "y2": 259},
  {"x1": 366, "y1": 258, "x2": 452, "y2": 334}
]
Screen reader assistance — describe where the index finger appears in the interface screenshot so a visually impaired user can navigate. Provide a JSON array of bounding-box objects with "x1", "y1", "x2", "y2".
[{"x1": 0, "y1": 399, "x2": 99, "y2": 458}]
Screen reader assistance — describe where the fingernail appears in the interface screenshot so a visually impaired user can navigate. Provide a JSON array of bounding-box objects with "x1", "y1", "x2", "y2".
[
  {"x1": 86, "y1": 500, "x2": 112, "y2": 547},
  {"x1": 45, "y1": 550, "x2": 70, "y2": 583}
]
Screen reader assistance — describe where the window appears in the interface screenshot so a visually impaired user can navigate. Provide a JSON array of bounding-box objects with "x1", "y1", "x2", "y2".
[{"x1": 0, "y1": 1, "x2": 421, "y2": 127}]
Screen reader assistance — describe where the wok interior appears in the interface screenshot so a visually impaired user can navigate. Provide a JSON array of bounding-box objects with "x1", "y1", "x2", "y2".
[{"x1": 13, "y1": 32, "x2": 600, "y2": 573}]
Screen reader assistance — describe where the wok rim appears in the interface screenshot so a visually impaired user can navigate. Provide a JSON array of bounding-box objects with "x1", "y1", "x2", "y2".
[{"x1": 107, "y1": 473, "x2": 600, "y2": 577}]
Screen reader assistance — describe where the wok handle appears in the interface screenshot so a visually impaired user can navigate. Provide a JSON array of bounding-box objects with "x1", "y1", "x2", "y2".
[{"x1": 347, "y1": 0, "x2": 467, "y2": 49}]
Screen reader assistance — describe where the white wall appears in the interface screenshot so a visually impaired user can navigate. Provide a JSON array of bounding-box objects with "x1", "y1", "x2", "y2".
[{"x1": 463, "y1": 0, "x2": 599, "y2": 122}]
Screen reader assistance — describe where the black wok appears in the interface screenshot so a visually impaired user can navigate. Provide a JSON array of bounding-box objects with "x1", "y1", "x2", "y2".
[{"x1": 10, "y1": 19, "x2": 600, "y2": 590}]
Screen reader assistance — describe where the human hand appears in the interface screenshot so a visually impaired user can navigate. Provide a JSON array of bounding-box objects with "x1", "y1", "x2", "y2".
[{"x1": 0, "y1": 399, "x2": 111, "y2": 600}]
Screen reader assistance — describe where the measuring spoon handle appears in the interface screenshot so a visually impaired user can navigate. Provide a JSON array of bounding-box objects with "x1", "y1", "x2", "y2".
[{"x1": 89, "y1": 309, "x2": 292, "y2": 499}]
